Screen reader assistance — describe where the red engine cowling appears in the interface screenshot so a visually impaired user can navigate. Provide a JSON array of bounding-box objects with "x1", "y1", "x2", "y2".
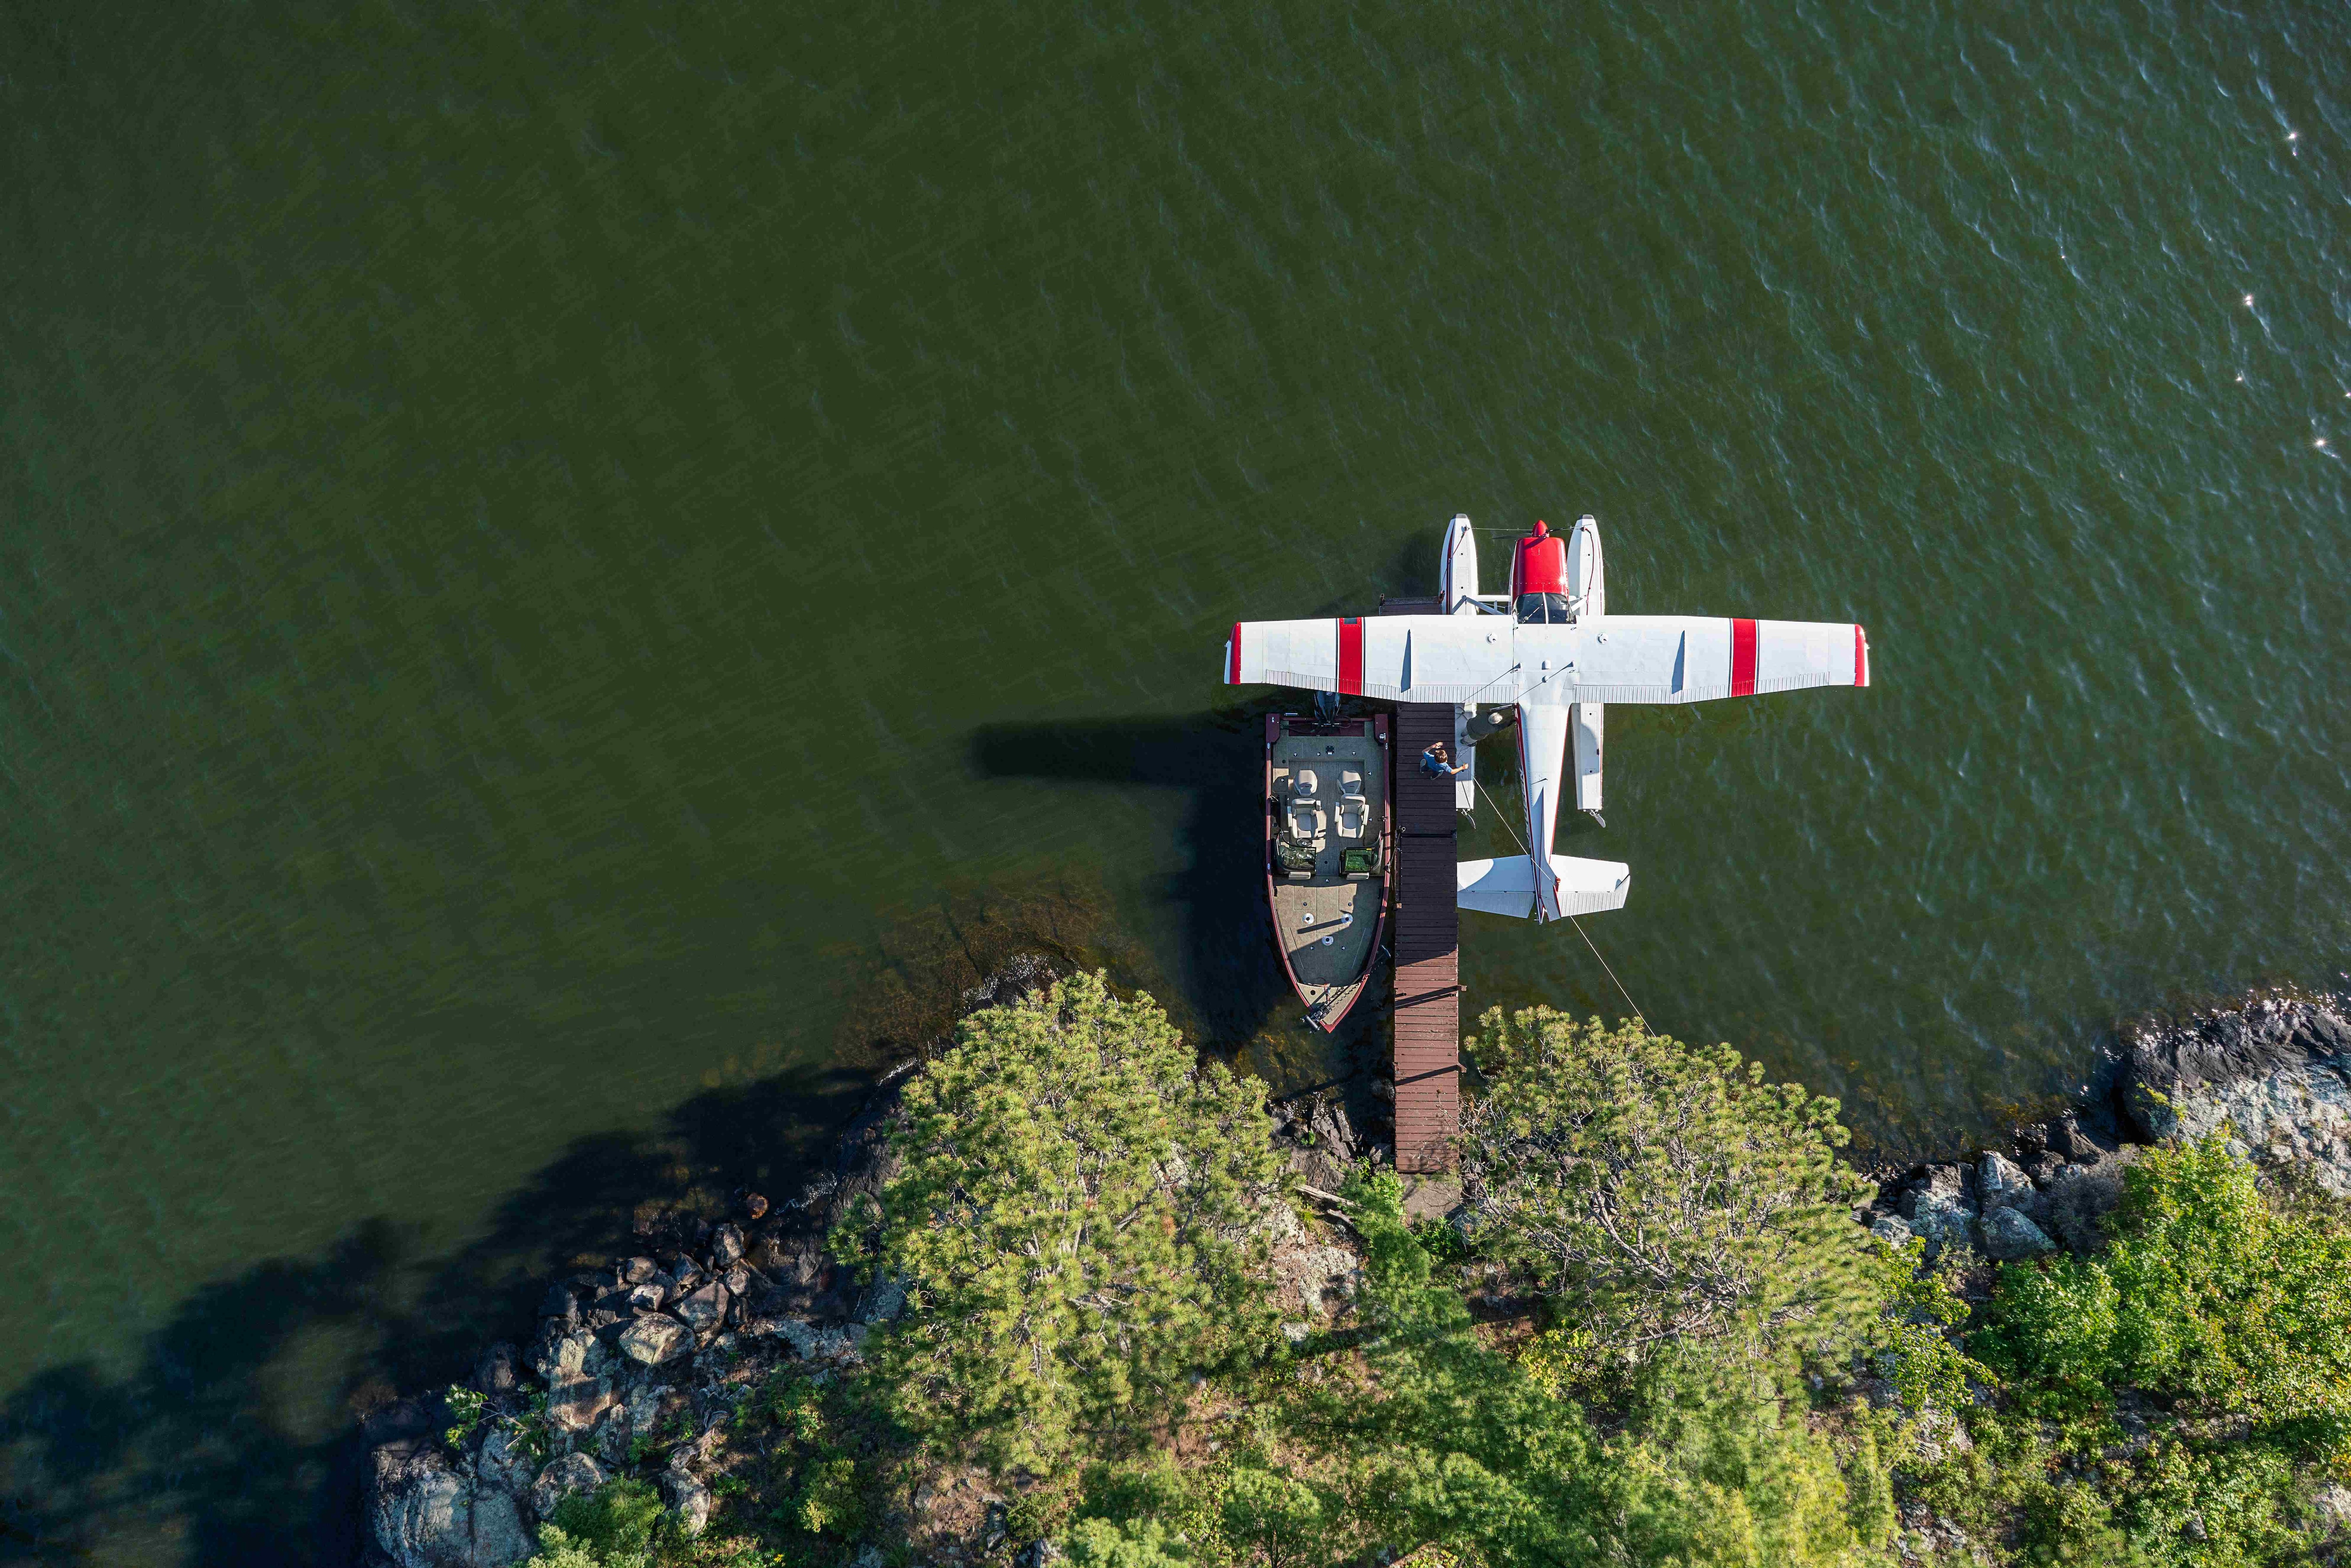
[{"x1": 1510, "y1": 519, "x2": 1567, "y2": 598}]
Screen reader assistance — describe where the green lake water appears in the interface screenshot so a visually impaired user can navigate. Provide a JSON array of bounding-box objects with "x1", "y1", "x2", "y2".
[{"x1": 3, "y1": 0, "x2": 2347, "y2": 1557}]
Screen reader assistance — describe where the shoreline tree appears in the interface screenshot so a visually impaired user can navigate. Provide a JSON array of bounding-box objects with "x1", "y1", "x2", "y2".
[
  {"x1": 848, "y1": 971, "x2": 1284, "y2": 1475},
  {"x1": 1457, "y1": 1009, "x2": 1878, "y2": 1360}
]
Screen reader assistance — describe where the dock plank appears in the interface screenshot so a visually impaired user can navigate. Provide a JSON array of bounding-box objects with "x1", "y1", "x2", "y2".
[{"x1": 1381, "y1": 596, "x2": 1461, "y2": 1174}]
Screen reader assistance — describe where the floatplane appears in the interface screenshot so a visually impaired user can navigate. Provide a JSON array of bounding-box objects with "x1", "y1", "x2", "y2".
[{"x1": 1226, "y1": 516, "x2": 1870, "y2": 951}]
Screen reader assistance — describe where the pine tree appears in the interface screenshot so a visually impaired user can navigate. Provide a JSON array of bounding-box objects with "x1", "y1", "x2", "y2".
[
  {"x1": 1458, "y1": 1009, "x2": 1878, "y2": 1358},
  {"x1": 856, "y1": 971, "x2": 1284, "y2": 1474}
]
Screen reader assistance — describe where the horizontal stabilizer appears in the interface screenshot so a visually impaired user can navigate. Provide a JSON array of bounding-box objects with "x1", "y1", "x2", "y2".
[{"x1": 1456, "y1": 854, "x2": 1631, "y2": 919}]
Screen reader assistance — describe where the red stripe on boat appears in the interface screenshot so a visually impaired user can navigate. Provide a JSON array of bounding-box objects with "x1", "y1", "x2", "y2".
[
  {"x1": 1730, "y1": 618, "x2": 1758, "y2": 697},
  {"x1": 1854, "y1": 624, "x2": 1868, "y2": 687},
  {"x1": 1228, "y1": 622, "x2": 1243, "y2": 684},
  {"x1": 1336, "y1": 617, "x2": 1365, "y2": 695}
]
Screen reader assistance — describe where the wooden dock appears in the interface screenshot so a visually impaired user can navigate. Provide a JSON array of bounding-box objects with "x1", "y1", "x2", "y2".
[{"x1": 1380, "y1": 596, "x2": 1460, "y2": 1173}]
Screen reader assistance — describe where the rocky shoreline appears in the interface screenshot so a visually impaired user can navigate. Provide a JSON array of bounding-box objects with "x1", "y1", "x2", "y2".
[
  {"x1": 1859, "y1": 989, "x2": 2351, "y2": 1266},
  {"x1": 363, "y1": 984, "x2": 2351, "y2": 1567}
]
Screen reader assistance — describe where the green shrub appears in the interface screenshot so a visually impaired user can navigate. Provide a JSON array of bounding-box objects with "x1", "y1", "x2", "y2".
[{"x1": 539, "y1": 1477, "x2": 664, "y2": 1564}]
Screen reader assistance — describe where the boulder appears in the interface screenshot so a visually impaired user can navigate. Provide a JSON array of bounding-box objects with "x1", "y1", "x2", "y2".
[
  {"x1": 537, "y1": 1283, "x2": 581, "y2": 1330},
  {"x1": 662, "y1": 1470, "x2": 713, "y2": 1537},
  {"x1": 2044, "y1": 1112, "x2": 2110, "y2": 1164},
  {"x1": 711, "y1": 1223, "x2": 746, "y2": 1266},
  {"x1": 1901, "y1": 1191, "x2": 1978, "y2": 1260},
  {"x1": 1981, "y1": 1205, "x2": 2056, "y2": 1261},
  {"x1": 619, "y1": 1256, "x2": 659, "y2": 1285},
  {"x1": 472, "y1": 1342, "x2": 519, "y2": 1401},
  {"x1": 2123, "y1": 999, "x2": 2351, "y2": 1194},
  {"x1": 529, "y1": 1452, "x2": 606, "y2": 1523},
  {"x1": 2026, "y1": 1153, "x2": 2070, "y2": 1187},
  {"x1": 1977, "y1": 1153, "x2": 2034, "y2": 1211},
  {"x1": 618, "y1": 1313, "x2": 694, "y2": 1366},
  {"x1": 546, "y1": 1374, "x2": 616, "y2": 1434},
  {"x1": 623, "y1": 1282, "x2": 666, "y2": 1315},
  {"x1": 673, "y1": 1282, "x2": 730, "y2": 1336},
  {"x1": 532, "y1": 1328, "x2": 608, "y2": 1387},
  {"x1": 2042, "y1": 1151, "x2": 2137, "y2": 1254},
  {"x1": 475, "y1": 1427, "x2": 537, "y2": 1500},
  {"x1": 856, "y1": 1274, "x2": 907, "y2": 1324},
  {"x1": 592, "y1": 1402, "x2": 634, "y2": 1468},
  {"x1": 1869, "y1": 1215, "x2": 1915, "y2": 1248},
  {"x1": 763, "y1": 1316, "x2": 857, "y2": 1362},
  {"x1": 369, "y1": 1442, "x2": 532, "y2": 1568}
]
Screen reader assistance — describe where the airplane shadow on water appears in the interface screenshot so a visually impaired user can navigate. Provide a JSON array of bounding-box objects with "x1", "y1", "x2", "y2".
[
  {"x1": 965, "y1": 707, "x2": 1391, "y2": 1084},
  {"x1": 0, "y1": 1061, "x2": 872, "y2": 1568}
]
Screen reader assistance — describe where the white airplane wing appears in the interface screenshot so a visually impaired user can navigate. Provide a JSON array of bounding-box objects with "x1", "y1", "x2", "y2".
[
  {"x1": 1572, "y1": 615, "x2": 1870, "y2": 704},
  {"x1": 1225, "y1": 615, "x2": 1521, "y2": 704}
]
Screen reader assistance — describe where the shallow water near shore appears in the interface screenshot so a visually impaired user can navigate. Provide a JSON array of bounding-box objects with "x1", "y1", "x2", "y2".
[{"x1": 4, "y1": 0, "x2": 2350, "y2": 1557}]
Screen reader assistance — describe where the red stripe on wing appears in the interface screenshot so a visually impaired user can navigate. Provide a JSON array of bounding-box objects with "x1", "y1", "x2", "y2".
[
  {"x1": 1227, "y1": 622, "x2": 1242, "y2": 684},
  {"x1": 1854, "y1": 624, "x2": 1869, "y2": 687},
  {"x1": 1337, "y1": 617, "x2": 1364, "y2": 695},
  {"x1": 1730, "y1": 618, "x2": 1758, "y2": 697}
]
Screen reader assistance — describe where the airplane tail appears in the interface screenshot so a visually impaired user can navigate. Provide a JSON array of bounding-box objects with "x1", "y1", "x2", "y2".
[{"x1": 1456, "y1": 854, "x2": 1631, "y2": 919}]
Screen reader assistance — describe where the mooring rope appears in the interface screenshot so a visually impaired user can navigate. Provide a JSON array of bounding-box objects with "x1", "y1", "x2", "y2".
[{"x1": 1472, "y1": 773, "x2": 1650, "y2": 1032}]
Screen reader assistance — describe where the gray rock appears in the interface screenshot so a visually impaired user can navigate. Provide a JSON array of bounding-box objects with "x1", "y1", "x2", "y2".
[
  {"x1": 529, "y1": 1452, "x2": 606, "y2": 1524},
  {"x1": 532, "y1": 1328, "x2": 609, "y2": 1387},
  {"x1": 2124, "y1": 999, "x2": 2351, "y2": 1194},
  {"x1": 370, "y1": 1442, "x2": 531, "y2": 1568},
  {"x1": 1903, "y1": 1192, "x2": 1978, "y2": 1260},
  {"x1": 545, "y1": 1374, "x2": 616, "y2": 1434},
  {"x1": 1978, "y1": 1153, "x2": 2034, "y2": 1211},
  {"x1": 475, "y1": 1426, "x2": 537, "y2": 1499},
  {"x1": 537, "y1": 1283, "x2": 581, "y2": 1329},
  {"x1": 2026, "y1": 1153, "x2": 2070, "y2": 1187},
  {"x1": 711, "y1": 1223, "x2": 746, "y2": 1266},
  {"x1": 2041, "y1": 1151, "x2": 2137, "y2": 1254},
  {"x1": 662, "y1": 1470, "x2": 713, "y2": 1537},
  {"x1": 2045, "y1": 1112, "x2": 2109, "y2": 1164},
  {"x1": 1981, "y1": 1205, "x2": 2056, "y2": 1260},
  {"x1": 763, "y1": 1316, "x2": 857, "y2": 1361},
  {"x1": 669, "y1": 1257, "x2": 705, "y2": 1294},
  {"x1": 592, "y1": 1403, "x2": 633, "y2": 1468},
  {"x1": 1869, "y1": 1215, "x2": 1915, "y2": 1248},
  {"x1": 472, "y1": 1342, "x2": 519, "y2": 1401},
  {"x1": 619, "y1": 1256, "x2": 659, "y2": 1285},
  {"x1": 618, "y1": 1313, "x2": 693, "y2": 1366},
  {"x1": 623, "y1": 1282, "x2": 667, "y2": 1314},
  {"x1": 857, "y1": 1275, "x2": 907, "y2": 1324},
  {"x1": 672, "y1": 1282, "x2": 730, "y2": 1336}
]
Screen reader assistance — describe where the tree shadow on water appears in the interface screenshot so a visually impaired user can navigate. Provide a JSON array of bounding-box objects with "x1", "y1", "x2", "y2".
[
  {"x1": 0, "y1": 1059, "x2": 870, "y2": 1568},
  {"x1": 964, "y1": 704, "x2": 1389, "y2": 1087}
]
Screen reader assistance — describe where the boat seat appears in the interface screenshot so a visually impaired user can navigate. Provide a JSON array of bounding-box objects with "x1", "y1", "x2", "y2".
[
  {"x1": 1339, "y1": 767, "x2": 1365, "y2": 796},
  {"x1": 1291, "y1": 768, "x2": 1318, "y2": 798},
  {"x1": 1334, "y1": 799, "x2": 1368, "y2": 838},
  {"x1": 1286, "y1": 801, "x2": 1325, "y2": 841}
]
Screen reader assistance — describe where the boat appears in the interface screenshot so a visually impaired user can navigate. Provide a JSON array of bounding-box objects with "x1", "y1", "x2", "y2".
[{"x1": 1263, "y1": 711, "x2": 1390, "y2": 1031}]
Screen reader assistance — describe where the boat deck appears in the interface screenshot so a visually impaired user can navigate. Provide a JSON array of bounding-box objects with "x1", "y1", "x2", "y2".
[
  {"x1": 1269, "y1": 722, "x2": 1386, "y2": 1025},
  {"x1": 1381, "y1": 596, "x2": 1461, "y2": 1173}
]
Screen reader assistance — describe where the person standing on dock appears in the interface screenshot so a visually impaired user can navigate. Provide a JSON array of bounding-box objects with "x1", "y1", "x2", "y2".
[{"x1": 1421, "y1": 741, "x2": 1468, "y2": 778}]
